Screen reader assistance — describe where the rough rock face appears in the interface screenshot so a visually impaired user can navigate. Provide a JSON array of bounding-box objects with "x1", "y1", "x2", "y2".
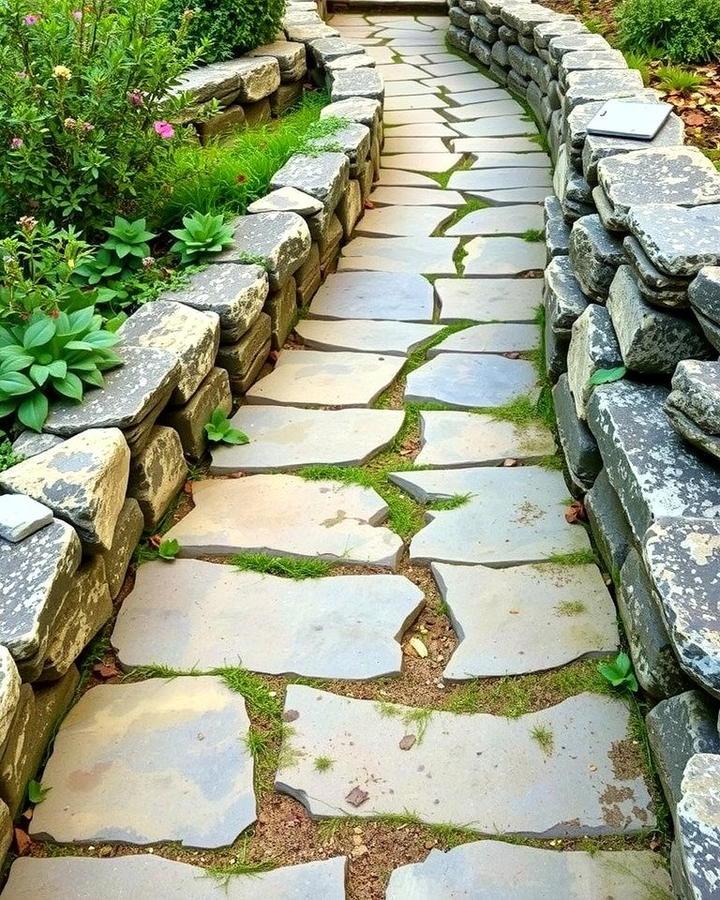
[
  {"x1": 543, "y1": 256, "x2": 588, "y2": 338},
  {"x1": 128, "y1": 426, "x2": 188, "y2": 529},
  {"x1": 677, "y1": 754, "x2": 720, "y2": 899},
  {"x1": 329, "y1": 68, "x2": 384, "y2": 102},
  {"x1": 174, "y1": 57, "x2": 281, "y2": 105},
  {"x1": 628, "y1": 205, "x2": 720, "y2": 278},
  {"x1": 247, "y1": 41, "x2": 307, "y2": 83},
  {"x1": 270, "y1": 152, "x2": 350, "y2": 213},
  {"x1": 667, "y1": 360, "x2": 720, "y2": 435},
  {"x1": 248, "y1": 187, "x2": 323, "y2": 216},
  {"x1": 566, "y1": 304, "x2": 622, "y2": 420},
  {"x1": 584, "y1": 469, "x2": 632, "y2": 578},
  {"x1": 552, "y1": 374, "x2": 601, "y2": 493},
  {"x1": 0, "y1": 494, "x2": 53, "y2": 543},
  {"x1": 568, "y1": 215, "x2": 625, "y2": 300},
  {"x1": 689, "y1": 266, "x2": 720, "y2": 324},
  {"x1": 320, "y1": 97, "x2": 382, "y2": 129}
]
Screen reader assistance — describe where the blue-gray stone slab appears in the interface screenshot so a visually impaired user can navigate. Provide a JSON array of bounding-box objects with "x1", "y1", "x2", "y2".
[{"x1": 405, "y1": 353, "x2": 538, "y2": 409}]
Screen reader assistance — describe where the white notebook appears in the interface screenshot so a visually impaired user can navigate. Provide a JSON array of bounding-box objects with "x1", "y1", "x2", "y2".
[{"x1": 586, "y1": 100, "x2": 673, "y2": 140}]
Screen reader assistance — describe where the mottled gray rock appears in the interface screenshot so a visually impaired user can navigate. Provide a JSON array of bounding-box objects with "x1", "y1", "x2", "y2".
[
  {"x1": 161, "y1": 367, "x2": 232, "y2": 459},
  {"x1": 607, "y1": 266, "x2": 711, "y2": 374},
  {"x1": 694, "y1": 307, "x2": 720, "y2": 353},
  {"x1": 568, "y1": 215, "x2": 625, "y2": 300},
  {"x1": 544, "y1": 196, "x2": 571, "y2": 258},
  {"x1": 308, "y1": 123, "x2": 370, "y2": 175},
  {"x1": 435, "y1": 561, "x2": 617, "y2": 679},
  {"x1": 592, "y1": 183, "x2": 624, "y2": 233},
  {"x1": 566, "y1": 305, "x2": 623, "y2": 420},
  {"x1": 405, "y1": 353, "x2": 537, "y2": 410},
  {"x1": 162, "y1": 263, "x2": 268, "y2": 343},
  {"x1": 277, "y1": 685, "x2": 653, "y2": 834},
  {"x1": 0, "y1": 494, "x2": 52, "y2": 543},
  {"x1": 534, "y1": 18, "x2": 587, "y2": 49},
  {"x1": 11, "y1": 431, "x2": 63, "y2": 460},
  {"x1": 174, "y1": 57, "x2": 280, "y2": 105},
  {"x1": 446, "y1": 204, "x2": 544, "y2": 236},
  {"x1": 0, "y1": 520, "x2": 80, "y2": 662},
  {"x1": 677, "y1": 754, "x2": 720, "y2": 899},
  {"x1": 668, "y1": 360, "x2": 720, "y2": 435},
  {"x1": 386, "y1": 841, "x2": 671, "y2": 899},
  {"x1": 623, "y1": 236, "x2": 689, "y2": 298},
  {"x1": 463, "y1": 236, "x2": 545, "y2": 275},
  {"x1": 587, "y1": 382, "x2": 720, "y2": 539},
  {"x1": 214, "y1": 212, "x2": 311, "y2": 290},
  {"x1": 216, "y1": 312, "x2": 271, "y2": 393},
  {"x1": 330, "y1": 67, "x2": 384, "y2": 102},
  {"x1": 99, "y1": 497, "x2": 143, "y2": 600},
  {"x1": 548, "y1": 32, "x2": 614, "y2": 63},
  {"x1": 296, "y1": 318, "x2": 441, "y2": 355},
  {"x1": 285, "y1": 22, "x2": 339, "y2": 42},
  {"x1": 320, "y1": 96, "x2": 382, "y2": 129},
  {"x1": 667, "y1": 405, "x2": 720, "y2": 463},
  {"x1": 128, "y1": 425, "x2": 187, "y2": 529},
  {"x1": 165, "y1": 474, "x2": 403, "y2": 568},
  {"x1": 553, "y1": 374, "x2": 601, "y2": 493},
  {"x1": 585, "y1": 469, "x2": 632, "y2": 578},
  {"x1": 502, "y1": 2, "x2": 566, "y2": 35},
  {"x1": 389, "y1": 467, "x2": 591, "y2": 566},
  {"x1": 247, "y1": 40, "x2": 307, "y2": 83},
  {"x1": 689, "y1": 266, "x2": 720, "y2": 324},
  {"x1": 3, "y1": 856, "x2": 347, "y2": 899},
  {"x1": 562, "y1": 69, "x2": 646, "y2": 114},
  {"x1": 271, "y1": 152, "x2": 349, "y2": 215},
  {"x1": 544, "y1": 256, "x2": 589, "y2": 339},
  {"x1": 0, "y1": 429, "x2": 129, "y2": 551},
  {"x1": 209, "y1": 406, "x2": 403, "y2": 473},
  {"x1": 324, "y1": 53, "x2": 376, "y2": 73},
  {"x1": 558, "y1": 48, "x2": 627, "y2": 89},
  {"x1": 628, "y1": 205, "x2": 720, "y2": 280},
  {"x1": 309, "y1": 36, "x2": 364, "y2": 63},
  {"x1": 247, "y1": 186, "x2": 323, "y2": 216},
  {"x1": 31, "y1": 677, "x2": 255, "y2": 847}
]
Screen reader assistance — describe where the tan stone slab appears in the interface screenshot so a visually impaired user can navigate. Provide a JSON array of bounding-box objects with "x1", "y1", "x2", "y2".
[
  {"x1": 376, "y1": 63, "x2": 430, "y2": 80},
  {"x1": 380, "y1": 153, "x2": 462, "y2": 172},
  {"x1": 383, "y1": 123, "x2": 459, "y2": 137},
  {"x1": 375, "y1": 169, "x2": 442, "y2": 187},
  {"x1": 355, "y1": 205, "x2": 452, "y2": 236},
  {"x1": 369, "y1": 186, "x2": 464, "y2": 207},
  {"x1": 384, "y1": 108, "x2": 448, "y2": 125},
  {"x1": 383, "y1": 137, "x2": 449, "y2": 154},
  {"x1": 385, "y1": 81, "x2": 441, "y2": 97},
  {"x1": 339, "y1": 236, "x2": 459, "y2": 274},
  {"x1": 384, "y1": 95, "x2": 448, "y2": 110},
  {"x1": 295, "y1": 319, "x2": 442, "y2": 354}
]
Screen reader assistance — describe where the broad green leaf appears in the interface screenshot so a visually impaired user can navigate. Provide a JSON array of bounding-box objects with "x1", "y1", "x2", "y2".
[
  {"x1": 22, "y1": 317, "x2": 56, "y2": 349},
  {"x1": 17, "y1": 392, "x2": 49, "y2": 432},
  {"x1": 0, "y1": 371, "x2": 35, "y2": 397},
  {"x1": 588, "y1": 366, "x2": 627, "y2": 387},
  {"x1": 158, "y1": 538, "x2": 180, "y2": 560},
  {"x1": 52, "y1": 372, "x2": 84, "y2": 401},
  {"x1": 223, "y1": 428, "x2": 250, "y2": 445},
  {"x1": 30, "y1": 363, "x2": 50, "y2": 386}
]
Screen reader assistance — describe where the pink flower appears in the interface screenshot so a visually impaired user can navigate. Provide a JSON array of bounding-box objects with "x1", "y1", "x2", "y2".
[
  {"x1": 72, "y1": 9, "x2": 82, "y2": 20},
  {"x1": 81, "y1": 121, "x2": 94, "y2": 132},
  {"x1": 63, "y1": 117, "x2": 76, "y2": 130},
  {"x1": 153, "y1": 120, "x2": 174, "y2": 139},
  {"x1": 142, "y1": 256, "x2": 155, "y2": 268},
  {"x1": 23, "y1": 14, "x2": 39, "y2": 24},
  {"x1": 10, "y1": 137, "x2": 23, "y2": 149},
  {"x1": 128, "y1": 90, "x2": 144, "y2": 108}
]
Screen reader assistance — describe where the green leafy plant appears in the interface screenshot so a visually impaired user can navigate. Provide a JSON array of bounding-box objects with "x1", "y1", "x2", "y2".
[
  {"x1": 598, "y1": 652, "x2": 639, "y2": 693},
  {"x1": 102, "y1": 217, "x2": 156, "y2": 265},
  {"x1": 158, "y1": 538, "x2": 180, "y2": 560},
  {"x1": 655, "y1": 65, "x2": 707, "y2": 93},
  {"x1": 0, "y1": 307, "x2": 123, "y2": 431},
  {"x1": 204, "y1": 408, "x2": 249, "y2": 445},
  {"x1": 27, "y1": 779, "x2": 50, "y2": 804},
  {"x1": 169, "y1": 212, "x2": 234, "y2": 264},
  {"x1": 0, "y1": 438, "x2": 22, "y2": 472},
  {"x1": 588, "y1": 366, "x2": 627, "y2": 386},
  {"x1": 616, "y1": 0, "x2": 720, "y2": 63}
]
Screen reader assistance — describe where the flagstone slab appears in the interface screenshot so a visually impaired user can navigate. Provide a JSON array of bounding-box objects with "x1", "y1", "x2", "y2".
[
  {"x1": 388, "y1": 467, "x2": 591, "y2": 566},
  {"x1": 209, "y1": 406, "x2": 404, "y2": 472},
  {"x1": 452, "y1": 116, "x2": 538, "y2": 138},
  {"x1": 380, "y1": 153, "x2": 462, "y2": 173},
  {"x1": 447, "y1": 205, "x2": 544, "y2": 236},
  {"x1": 355, "y1": 205, "x2": 452, "y2": 236},
  {"x1": 421, "y1": 60, "x2": 476, "y2": 77},
  {"x1": 470, "y1": 187, "x2": 551, "y2": 205},
  {"x1": 449, "y1": 168, "x2": 552, "y2": 191},
  {"x1": 339, "y1": 237, "x2": 459, "y2": 275},
  {"x1": 470, "y1": 152, "x2": 552, "y2": 169},
  {"x1": 384, "y1": 108, "x2": 448, "y2": 125},
  {"x1": 384, "y1": 95, "x2": 448, "y2": 110},
  {"x1": 375, "y1": 170, "x2": 443, "y2": 187},
  {"x1": 452, "y1": 136, "x2": 542, "y2": 153},
  {"x1": 369, "y1": 186, "x2": 464, "y2": 207},
  {"x1": 164, "y1": 475, "x2": 403, "y2": 567},
  {"x1": 385, "y1": 841, "x2": 672, "y2": 899},
  {"x1": 405, "y1": 353, "x2": 538, "y2": 409},
  {"x1": 295, "y1": 319, "x2": 442, "y2": 354},
  {"x1": 446, "y1": 88, "x2": 517, "y2": 105},
  {"x1": 422, "y1": 73, "x2": 497, "y2": 92},
  {"x1": 376, "y1": 63, "x2": 429, "y2": 80},
  {"x1": 245, "y1": 349, "x2": 404, "y2": 408},
  {"x1": 114, "y1": 562, "x2": 423, "y2": 679},
  {"x1": 463, "y1": 236, "x2": 545, "y2": 275},
  {"x1": 2, "y1": 856, "x2": 347, "y2": 900},
  {"x1": 416, "y1": 411, "x2": 556, "y2": 467},
  {"x1": 383, "y1": 137, "x2": 449, "y2": 154},
  {"x1": 445, "y1": 99, "x2": 526, "y2": 121},
  {"x1": 276, "y1": 685, "x2": 654, "y2": 835},
  {"x1": 30, "y1": 677, "x2": 255, "y2": 848},
  {"x1": 309, "y1": 272, "x2": 435, "y2": 321},
  {"x1": 385, "y1": 81, "x2": 442, "y2": 97},
  {"x1": 436, "y1": 277, "x2": 543, "y2": 322},
  {"x1": 427, "y1": 323, "x2": 540, "y2": 355},
  {"x1": 434, "y1": 562, "x2": 618, "y2": 679},
  {"x1": 383, "y1": 123, "x2": 458, "y2": 137}
]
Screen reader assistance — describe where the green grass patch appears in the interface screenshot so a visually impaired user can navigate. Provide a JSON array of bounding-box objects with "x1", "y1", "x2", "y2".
[
  {"x1": 521, "y1": 228, "x2": 544, "y2": 243},
  {"x1": 205, "y1": 839, "x2": 277, "y2": 886},
  {"x1": 530, "y1": 724, "x2": 554, "y2": 755},
  {"x1": 231, "y1": 553, "x2": 334, "y2": 579},
  {"x1": 555, "y1": 599, "x2": 588, "y2": 616},
  {"x1": 435, "y1": 196, "x2": 488, "y2": 235},
  {"x1": 427, "y1": 493, "x2": 473, "y2": 511},
  {"x1": 314, "y1": 755, "x2": 334, "y2": 772},
  {"x1": 547, "y1": 549, "x2": 596, "y2": 566}
]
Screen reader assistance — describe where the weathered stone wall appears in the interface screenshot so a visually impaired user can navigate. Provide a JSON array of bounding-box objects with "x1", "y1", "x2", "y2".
[
  {"x1": 447, "y1": 3, "x2": 720, "y2": 897},
  {"x1": 0, "y1": 0, "x2": 383, "y2": 868}
]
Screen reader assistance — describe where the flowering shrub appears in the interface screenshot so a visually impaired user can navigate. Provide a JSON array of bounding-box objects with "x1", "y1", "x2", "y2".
[{"x1": 0, "y1": 0, "x2": 199, "y2": 232}]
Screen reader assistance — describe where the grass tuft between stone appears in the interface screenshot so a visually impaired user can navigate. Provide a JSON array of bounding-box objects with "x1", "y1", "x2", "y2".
[{"x1": 231, "y1": 553, "x2": 334, "y2": 579}]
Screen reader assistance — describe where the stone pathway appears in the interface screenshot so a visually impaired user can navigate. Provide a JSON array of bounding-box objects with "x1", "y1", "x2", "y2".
[{"x1": 7, "y1": 11, "x2": 672, "y2": 900}]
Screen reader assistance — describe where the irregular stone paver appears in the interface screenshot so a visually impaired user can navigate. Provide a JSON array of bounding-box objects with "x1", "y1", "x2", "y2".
[
  {"x1": 384, "y1": 108, "x2": 448, "y2": 125},
  {"x1": 276, "y1": 685, "x2": 654, "y2": 834},
  {"x1": 310, "y1": 272, "x2": 435, "y2": 321},
  {"x1": 379, "y1": 153, "x2": 462, "y2": 172},
  {"x1": 452, "y1": 116, "x2": 538, "y2": 138},
  {"x1": 452, "y1": 136, "x2": 542, "y2": 153},
  {"x1": 446, "y1": 88, "x2": 516, "y2": 105},
  {"x1": 385, "y1": 841, "x2": 672, "y2": 899},
  {"x1": 245, "y1": 349, "x2": 404, "y2": 408},
  {"x1": 374, "y1": 170, "x2": 443, "y2": 187},
  {"x1": 427, "y1": 323, "x2": 540, "y2": 355},
  {"x1": 382, "y1": 122, "x2": 458, "y2": 137},
  {"x1": 295, "y1": 318, "x2": 441, "y2": 355},
  {"x1": 30, "y1": 677, "x2": 255, "y2": 847},
  {"x1": 445, "y1": 99, "x2": 526, "y2": 122},
  {"x1": 338, "y1": 236, "x2": 458, "y2": 275},
  {"x1": 369, "y1": 186, "x2": 464, "y2": 207},
  {"x1": 446, "y1": 205, "x2": 544, "y2": 236},
  {"x1": 113, "y1": 562, "x2": 423, "y2": 679},
  {"x1": 422, "y1": 72, "x2": 496, "y2": 92},
  {"x1": 405, "y1": 353, "x2": 538, "y2": 409},
  {"x1": 389, "y1": 467, "x2": 591, "y2": 566},
  {"x1": 2, "y1": 856, "x2": 347, "y2": 900},
  {"x1": 436, "y1": 277, "x2": 543, "y2": 322},
  {"x1": 355, "y1": 205, "x2": 452, "y2": 236},
  {"x1": 433, "y1": 562, "x2": 618, "y2": 679},
  {"x1": 384, "y1": 94, "x2": 448, "y2": 111},
  {"x1": 449, "y1": 168, "x2": 552, "y2": 191},
  {"x1": 463, "y1": 237, "x2": 545, "y2": 275},
  {"x1": 470, "y1": 152, "x2": 552, "y2": 169},
  {"x1": 416, "y1": 411, "x2": 555, "y2": 467},
  {"x1": 209, "y1": 406, "x2": 404, "y2": 473},
  {"x1": 164, "y1": 475, "x2": 403, "y2": 568}
]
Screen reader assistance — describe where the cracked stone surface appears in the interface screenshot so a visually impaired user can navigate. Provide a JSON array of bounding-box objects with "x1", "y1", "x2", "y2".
[
  {"x1": 310, "y1": 272, "x2": 435, "y2": 321},
  {"x1": 355, "y1": 205, "x2": 452, "y2": 236},
  {"x1": 369, "y1": 185, "x2": 464, "y2": 207},
  {"x1": 209, "y1": 406, "x2": 404, "y2": 473},
  {"x1": 276, "y1": 685, "x2": 654, "y2": 835},
  {"x1": 164, "y1": 475, "x2": 403, "y2": 568},
  {"x1": 433, "y1": 562, "x2": 618, "y2": 679},
  {"x1": 30, "y1": 677, "x2": 255, "y2": 847},
  {"x1": 295, "y1": 318, "x2": 442, "y2": 354},
  {"x1": 427, "y1": 323, "x2": 540, "y2": 355},
  {"x1": 339, "y1": 236, "x2": 459, "y2": 274},
  {"x1": 446, "y1": 204, "x2": 544, "y2": 235},
  {"x1": 405, "y1": 353, "x2": 538, "y2": 409},
  {"x1": 463, "y1": 236, "x2": 545, "y2": 275},
  {"x1": 388, "y1": 467, "x2": 591, "y2": 565},
  {"x1": 113, "y1": 561, "x2": 423, "y2": 679}
]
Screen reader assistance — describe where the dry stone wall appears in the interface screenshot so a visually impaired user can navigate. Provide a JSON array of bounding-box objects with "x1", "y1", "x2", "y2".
[
  {"x1": 448, "y1": 1, "x2": 720, "y2": 896},
  {"x1": 0, "y1": 0, "x2": 382, "y2": 869}
]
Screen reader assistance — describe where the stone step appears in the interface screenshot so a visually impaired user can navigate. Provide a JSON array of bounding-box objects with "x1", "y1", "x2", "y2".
[
  {"x1": 427, "y1": 323, "x2": 540, "y2": 355},
  {"x1": 165, "y1": 475, "x2": 403, "y2": 568},
  {"x1": 295, "y1": 318, "x2": 442, "y2": 354},
  {"x1": 275, "y1": 685, "x2": 655, "y2": 835},
  {"x1": 113, "y1": 561, "x2": 423, "y2": 679},
  {"x1": 445, "y1": 204, "x2": 544, "y2": 236},
  {"x1": 436, "y1": 277, "x2": 542, "y2": 323},
  {"x1": 463, "y1": 236, "x2": 545, "y2": 275},
  {"x1": 309, "y1": 271, "x2": 435, "y2": 321},
  {"x1": 354, "y1": 205, "x2": 453, "y2": 237},
  {"x1": 338, "y1": 236, "x2": 459, "y2": 274}
]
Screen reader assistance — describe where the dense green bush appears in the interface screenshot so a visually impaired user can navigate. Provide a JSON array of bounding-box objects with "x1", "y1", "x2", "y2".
[
  {"x1": 163, "y1": 0, "x2": 287, "y2": 64},
  {"x1": 616, "y1": 0, "x2": 720, "y2": 63}
]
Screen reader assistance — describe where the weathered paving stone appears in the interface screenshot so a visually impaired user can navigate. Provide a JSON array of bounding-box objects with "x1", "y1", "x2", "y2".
[
  {"x1": 385, "y1": 840, "x2": 671, "y2": 899},
  {"x1": 118, "y1": 300, "x2": 220, "y2": 405},
  {"x1": 588, "y1": 382, "x2": 720, "y2": 539},
  {"x1": 270, "y1": 152, "x2": 349, "y2": 214},
  {"x1": 416, "y1": 411, "x2": 555, "y2": 467},
  {"x1": 0, "y1": 429, "x2": 129, "y2": 552},
  {"x1": 2, "y1": 855, "x2": 347, "y2": 899},
  {"x1": 677, "y1": 753, "x2": 720, "y2": 900},
  {"x1": 427, "y1": 323, "x2": 540, "y2": 355},
  {"x1": 368, "y1": 186, "x2": 464, "y2": 208},
  {"x1": 405, "y1": 354, "x2": 537, "y2": 410},
  {"x1": 451, "y1": 135, "x2": 541, "y2": 153},
  {"x1": 422, "y1": 72, "x2": 497, "y2": 92},
  {"x1": 209, "y1": 406, "x2": 404, "y2": 473},
  {"x1": 384, "y1": 108, "x2": 447, "y2": 126},
  {"x1": 450, "y1": 116, "x2": 538, "y2": 138},
  {"x1": 553, "y1": 374, "x2": 601, "y2": 493},
  {"x1": 245, "y1": 349, "x2": 404, "y2": 408},
  {"x1": 128, "y1": 425, "x2": 187, "y2": 529},
  {"x1": 11, "y1": 431, "x2": 63, "y2": 459},
  {"x1": 544, "y1": 256, "x2": 589, "y2": 339},
  {"x1": 446, "y1": 204, "x2": 544, "y2": 236},
  {"x1": 562, "y1": 69, "x2": 645, "y2": 114},
  {"x1": 434, "y1": 561, "x2": 617, "y2": 679},
  {"x1": 668, "y1": 359, "x2": 720, "y2": 436},
  {"x1": 568, "y1": 215, "x2": 625, "y2": 300},
  {"x1": 295, "y1": 318, "x2": 442, "y2": 355},
  {"x1": 114, "y1": 562, "x2": 423, "y2": 679},
  {"x1": 444, "y1": 98, "x2": 526, "y2": 121},
  {"x1": 165, "y1": 474, "x2": 403, "y2": 568},
  {"x1": 214, "y1": 212, "x2": 311, "y2": 289},
  {"x1": 0, "y1": 647, "x2": 20, "y2": 748},
  {"x1": 247, "y1": 186, "x2": 323, "y2": 215},
  {"x1": 338, "y1": 236, "x2": 459, "y2": 275},
  {"x1": 247, "y1": 40, "x2": 307, "y2": 83},
  {"x1": 320, "y1": 96, "x2": 382, "y2": 130},
  {"x1": 437, "y1": 277, "x2": 542, "y2": 322},
  {"x1": 585, "y1": 469, "x2": 631, "y2": 578},
  {"x1": 448, "y1": 168, "x2": 551, "y2": 191},
  {"x1": 0, "y1": 494, "x2": 52, "y2": 543},
  {"x1": 389, "y1": 467, "x2": 591, "y2": 566},
  {"x1": 689, "y1": 266, "x2": 720, "y2": 324},
  {"x1": 276, "y1": 685, "x2": 653, "y2": 834},
  {"x1": 469, "y1": 151, "x2": 550, "y2": 168},
  {"x1": 380, "y1": 93, "x2": 448, "y2": 111},
  {"x1": 628, "y1": 205, "x2": 720, "y2": 278},
  {"x1": 355, "y1": 205, "x2": 452, "y2": 237},
  {"x1": 330, "y1": 67, "x2": 384, "y2": 102},
  {"x1": 325, "y1": 52, "x2": 376, "y2": 73},
  {"x1": 30, "y1": 677, "x2": 255, "y2": 847},
  {"x1": 566, "y1": 305, "x2": 623, "y2": 420},
  {"x1": 463, "y1": 236, "x2": 545, "y2": 275},
  {"x1": 379, "y1": 153, "x2": 462, "y2": 173}
]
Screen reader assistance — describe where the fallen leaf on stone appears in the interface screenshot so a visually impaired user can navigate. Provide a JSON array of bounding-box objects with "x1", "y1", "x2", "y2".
[
  {"x1": 565, "y1": 501, "x2": 587, "y2": 524},
  {"x1": 13, "y1": 828, "x2": 31, "y2": 856},
  {"x1": 149, "y1": 534, "x2": 162, "y2": 549},
  {"x1": 684, "y1": 110, "x2": 707, "y2": 126},
  {"x1": 409, "y1": 636, "x2": 428, "y2": 658},
  {"x1": 503, "y1": 458, "x2": 518, "y2": 467},
  {"x1": 399, "y1": 734, "x2": 416, "y2": 751},
  {"x1": 346, "y1": 786, "x2": 369, "y2": 807},
  {"x1": 93, "y1": 662, "x2": 120, "y2": 680}
]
